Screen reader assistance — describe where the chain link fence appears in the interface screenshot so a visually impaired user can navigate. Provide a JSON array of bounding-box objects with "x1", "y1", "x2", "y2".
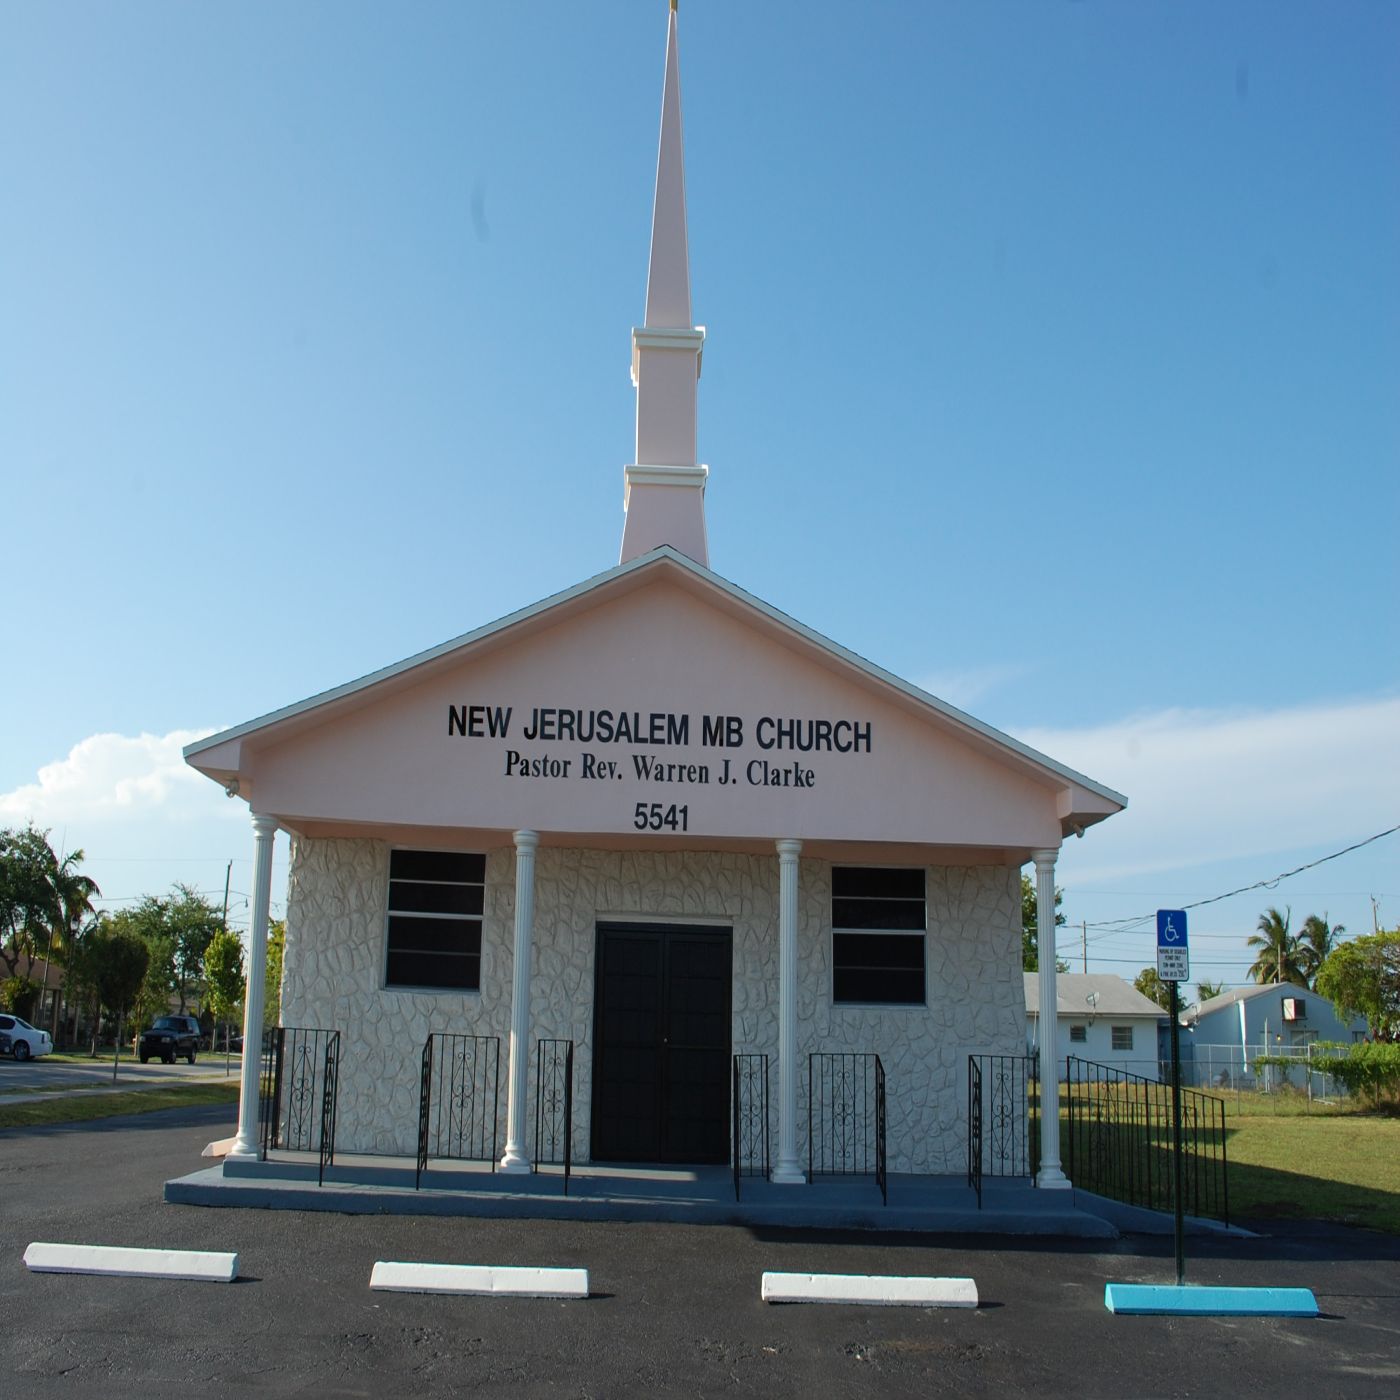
[{"x1": 1105, "y1": 1043, "x2": 1354, "y2": 1102}]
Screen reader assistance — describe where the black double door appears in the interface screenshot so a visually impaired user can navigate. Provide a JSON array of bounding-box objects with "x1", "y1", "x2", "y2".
[{"x1": 591, "y1": 923, "x2": 732, "y2": 1164}]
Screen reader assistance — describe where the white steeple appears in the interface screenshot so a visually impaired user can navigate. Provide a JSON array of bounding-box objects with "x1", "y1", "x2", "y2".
[{"x1": 620, "y1": 4, "x2": 708, "y2": 567}]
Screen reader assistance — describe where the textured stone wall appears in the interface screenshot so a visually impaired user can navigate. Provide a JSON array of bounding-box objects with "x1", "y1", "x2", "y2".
[{"x1": 282, "y1": 837, "x2": 1024, "y2": 1171}]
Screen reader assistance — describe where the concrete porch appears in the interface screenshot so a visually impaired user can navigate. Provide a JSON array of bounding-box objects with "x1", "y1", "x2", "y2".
[{"x1": 165, "y1": 1152, "x2": 1118, "y2": 1237}]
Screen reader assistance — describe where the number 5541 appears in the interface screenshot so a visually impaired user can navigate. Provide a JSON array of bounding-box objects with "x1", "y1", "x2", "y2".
[{"x1": 633, "y1": 802, "x2": 689, "y2": 832}]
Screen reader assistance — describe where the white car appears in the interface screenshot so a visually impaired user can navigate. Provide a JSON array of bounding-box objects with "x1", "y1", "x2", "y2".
[{"x1": 0, "y1": 1014, "x2": 53, "y2": 1061}]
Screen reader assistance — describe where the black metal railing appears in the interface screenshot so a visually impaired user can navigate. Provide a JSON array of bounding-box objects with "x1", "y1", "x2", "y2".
[
  {"x1": 533, "y1": 1039, "x2": 574, "y2": 1195},
  {"x1": 318, "y1": 1034, "x2": 340, "y2": 1186},
  {"x1": 257, "y1": 1026, "x2": 279, "y2": 1157},
  {"x1": 415, "y1": 1033, "x2": 501, "y2": 1188},
  {"x1": 967, "y1": 1057, "x2": 983, "y2": 1204},
  {"x1": 874, "y1": 1056, "x2": 887, "y2": 1206},
  {"x1": 259, "y1": 1026, "x2": 341, "y2": 1184},
  {"x1": 732, "y1": 1053, "x2": 770, "y2": 1200},
  {"x1": 1064, "y1": 1056, "x2": 1229, "y2": 1225},
  {"x1": 808, "y1": 1052, "x2": 887, "y2": 1205},
  {"x1": 966, "y1": 1053, "x2": 1040, "y2": 1207}
]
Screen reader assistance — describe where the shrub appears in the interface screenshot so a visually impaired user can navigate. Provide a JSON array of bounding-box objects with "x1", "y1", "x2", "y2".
[
  {"x1": 1263, "y1": 1043, "x2": 1400, "y2": 1110},
  {"x1": 0, "y1": 975, "x2": 40, "y2": 1018}
]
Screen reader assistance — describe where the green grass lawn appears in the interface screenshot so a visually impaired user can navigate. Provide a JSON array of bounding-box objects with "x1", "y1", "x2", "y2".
[
  {"x1": 0, "y1": 1081, "x2": 239, "y2": 1130},
  {"x1": 1054, "y1": 1084, "x2": 1400, "y2": 1233},
  {"x1": 1225, "y1": 1109, "x2": 1400, "y2": 1233}
]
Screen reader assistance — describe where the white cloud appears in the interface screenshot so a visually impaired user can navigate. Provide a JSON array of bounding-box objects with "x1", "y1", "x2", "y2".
[
  {"x1": 0, "y1": 728, "x2": 227, "y2": 825},
  {"x1": 1012, "y1": 696, "x2": 1400, "y2": 884},
  {"x1": 914, "y1": 663, "x2": 1029, "y2": 711}
]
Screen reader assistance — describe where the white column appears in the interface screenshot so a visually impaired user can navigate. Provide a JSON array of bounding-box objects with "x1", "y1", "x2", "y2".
[
  {"x1": 1033, "y1": 846, "x2": 1070, "y2": 1189},
  {"x1": 229, "y1": 813, "x2": 277, "y2": 1159},
  {"x1": 772, "y1": 838, "x2": 805, "y2": 1184},
  {"x1": 499, "y1": 830, "x2": 539, "y2": 1173}
]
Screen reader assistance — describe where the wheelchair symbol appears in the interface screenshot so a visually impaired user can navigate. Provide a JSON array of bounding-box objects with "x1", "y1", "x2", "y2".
[{"x1": 1162, "y1": 917, "x2": 1181, "y2": 944}]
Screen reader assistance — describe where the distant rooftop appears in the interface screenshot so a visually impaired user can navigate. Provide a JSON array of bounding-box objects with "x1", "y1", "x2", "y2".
[
  {"x1": 1185, "y1": 981, "x2": 1311, "y2": 1022},
  {"x1": 1023, "y1": 973, "x2": 1166, "y2": 1019}
]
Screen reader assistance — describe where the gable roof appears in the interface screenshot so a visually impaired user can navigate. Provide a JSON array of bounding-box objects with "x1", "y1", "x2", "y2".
[
  {"x1": 1024, "y1": 973, "x2": 1166, "y2": 1019},
  {"x1": 1187, "y1": 982, "x2": 1313, "y2": 1020},
  {"x1": 183, "y1": 543, "x2": 1125, "y2": 845},
  {"x1": 185, "y1": 546, "x2": 1125, "y2": 839}
]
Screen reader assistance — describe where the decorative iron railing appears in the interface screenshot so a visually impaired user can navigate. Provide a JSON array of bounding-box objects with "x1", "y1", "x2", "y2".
[
  {"x1": 257, "y1": 1026, "x2": 279, "y2": 1156},
  {"x1": 732, "y1": 1053, "x2": 770, "y2": 1200},
  {"x1": 966, "y1": 1053, "x2": 1040, "y2": 1207},
  {"x1": 874, "y1": 1056, "x2": 887, "y2": 1206},
  {"x1": 415, "y1": 1033, "x2": 501, "y2": 1188},
  {"x1": 318, "y1": 1034, "x2": 340, "y2": 1186},
  {"x1": 967, "y1": 1057, "x2": 983, "y2": 1204},
  {"x1": 808, "y1": 1052, "x2": 887, "y2": 1205},
  {"x1": 1064, "y1": 1056, "x2": 1229, "y2": 1225},
  {"x1": 259, "y1": 1026, "x2": 341, "y2": 1184},
  {"x1": 533, "y1": 1039, "x2": 574, "y2": 1195}
]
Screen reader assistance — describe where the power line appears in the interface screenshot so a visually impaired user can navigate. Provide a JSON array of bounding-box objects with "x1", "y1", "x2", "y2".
[
  {"x1": 1082, "y1": 823, "x2": 1400, "y2": 933},
  {"x1": 1088, "y1": 954, "x2": 1263, "y2": 970}
]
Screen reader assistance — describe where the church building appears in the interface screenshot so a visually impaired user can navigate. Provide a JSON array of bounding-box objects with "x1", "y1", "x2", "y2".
[{"x1": 186, "y1": 9, "x2": 1125, "y2": 1192}]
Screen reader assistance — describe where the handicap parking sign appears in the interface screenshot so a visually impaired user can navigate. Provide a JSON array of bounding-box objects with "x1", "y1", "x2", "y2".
[
  {"x1": 1157, "y1": 910, "x2": 1188, "y2": 948},
  {"x1": 1157, "y1": 909, "x2": 1189, "y2": 981}
]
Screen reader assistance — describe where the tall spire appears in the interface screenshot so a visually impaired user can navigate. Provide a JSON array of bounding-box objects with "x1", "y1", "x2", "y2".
[
  {"x1": 620, "y1": 6, "x2": 708, "y2": 567},
  {"x1": 644, "y1": 4, "x2": 691, "y2": 328}
]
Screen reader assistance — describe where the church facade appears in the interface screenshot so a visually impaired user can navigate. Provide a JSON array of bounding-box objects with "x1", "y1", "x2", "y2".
[{"x1": 187, "y1": 10, "x2": 1124, "y2": 1187}]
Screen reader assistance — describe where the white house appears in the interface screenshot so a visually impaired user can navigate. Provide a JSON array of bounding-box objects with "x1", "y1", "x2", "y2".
[
  {"x1": 1025, "y1": 973, "x2": 1165, "y2": 1081},
  {"x1": 186, "y1": 11, "x2": 1126, "y2": 1189}
]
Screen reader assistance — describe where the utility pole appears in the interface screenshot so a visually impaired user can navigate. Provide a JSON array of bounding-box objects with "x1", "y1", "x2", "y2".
[
  {"x1": 221, "y1": 861, "x2": 232, "y2": 933},
  {"x1": 1082, "y1": 920, "x2": 1088, "y2": 974}
]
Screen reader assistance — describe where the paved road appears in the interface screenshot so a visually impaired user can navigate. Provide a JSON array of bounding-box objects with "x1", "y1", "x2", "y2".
[
  {"x1": 0, "y1": 1052, "x2": 242, "y2": 1095},
  {"x1": 3, "y1": 1105, "x2": 1399, "y2": 1398}
]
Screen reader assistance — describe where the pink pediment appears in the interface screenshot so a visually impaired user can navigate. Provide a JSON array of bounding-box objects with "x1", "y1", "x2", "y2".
[{"x1": 187, "y1": 551, "x2": 1123, "y2": 855}]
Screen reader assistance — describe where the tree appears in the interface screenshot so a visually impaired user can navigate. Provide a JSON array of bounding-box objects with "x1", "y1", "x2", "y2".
[
  {"x1": 202, "y1": 929, "x2": 245, "y2": 1059},
  {"x1": 1315, "y1": 931, "x2": 1400, "y2": 1042},
  {"x1": 117, "y1": 885, "x2": 223, "y2": 1016},
  {"x1": 90, "y1": 926, "x2": 149, "y2": 1079},
  {"x1": 133, "y1": 932, "x2": 177, "y2": 1033},
  {"x1": 164, "y1": 885, "x2": 223, "y2": 1012},
  {"x1": 43, "y1": 845, "x2": 101, "y2": 1040},
  {"x1": 1299, "y1": 912, "x2": 1344, "y2": 989},
  {"x1": 65, "y1": 913, "x2": 110, "y2": 1054},
  {"x1": 1195, "y1": 980, "x2": 1225, "y2": 1003},
  {"x1": 1021, "y1": 875, "x2": 1068, "y2": 973},
  {"x1": 1135, "y1": 967, "x2": 1173, "y2": 1012},
  {"x1": 0, "y1": 824, "x2": 58, "y2": 977},
  {"x1": 265, "y1": 919, "x2": 285, "y2": 1031},
  {"x1": 123, "y1": 885, "x2": 221, "y2": 1012},
  {"x1": 1247, "y1": 906, "x2": 1307, "y2": 986}
]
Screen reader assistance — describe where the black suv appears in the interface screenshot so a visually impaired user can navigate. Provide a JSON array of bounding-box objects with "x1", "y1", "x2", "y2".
[{"x1": 139, "y1": 1015, "x2": 202, "y2": 1065}]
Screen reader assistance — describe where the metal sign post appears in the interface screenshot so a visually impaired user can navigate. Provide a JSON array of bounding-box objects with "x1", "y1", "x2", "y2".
[{"x1": 1157, "y1": 909, "x2": 1189, "y2": 1287}]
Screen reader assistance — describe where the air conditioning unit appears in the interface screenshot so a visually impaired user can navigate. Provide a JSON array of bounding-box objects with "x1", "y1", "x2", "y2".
[{"x1": 1282, "y1": 997, "x2": 1305, "y2": 1022}]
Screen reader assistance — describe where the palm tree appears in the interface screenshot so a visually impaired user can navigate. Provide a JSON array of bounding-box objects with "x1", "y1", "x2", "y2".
[
  {"x1": 1247, "y1": 906, "x2": 1307, "y2": 986},
  {"x1": 1298, "y1": 912, "x2": 1344, "y2": 989},
  {"x1": 44, "y1": 847, "x2": 100, "y2": 1041},
  {"x1": 1196, "y1": 980, "x2": 1225, "y2": 1003}
]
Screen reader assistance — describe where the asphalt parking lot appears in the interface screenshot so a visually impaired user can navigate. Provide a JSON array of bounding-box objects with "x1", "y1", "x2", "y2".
[{"x1": 3, "y1": 1104, "x2": 1400, "y2": 1398}]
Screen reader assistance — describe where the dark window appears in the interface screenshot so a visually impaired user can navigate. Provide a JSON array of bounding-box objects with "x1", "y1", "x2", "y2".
[
  {"x1": 385, "y1": 849, "x2": 485, "y2": 991},
  {"x1": 1069, "y1": 1024, "x2": 1087, "y2": 1043},
  {"x1": 831, "y1": 867, "x2": 925, "y2": 1005},
  {"x1": 1111, "y1": 1025, "x2": 1133, "y2": 1051}
]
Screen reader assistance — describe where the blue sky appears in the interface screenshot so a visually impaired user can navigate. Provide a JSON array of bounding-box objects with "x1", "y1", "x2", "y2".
[{"x1": 3, "y1": 2, "x2": 1396, "y2": 987}]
